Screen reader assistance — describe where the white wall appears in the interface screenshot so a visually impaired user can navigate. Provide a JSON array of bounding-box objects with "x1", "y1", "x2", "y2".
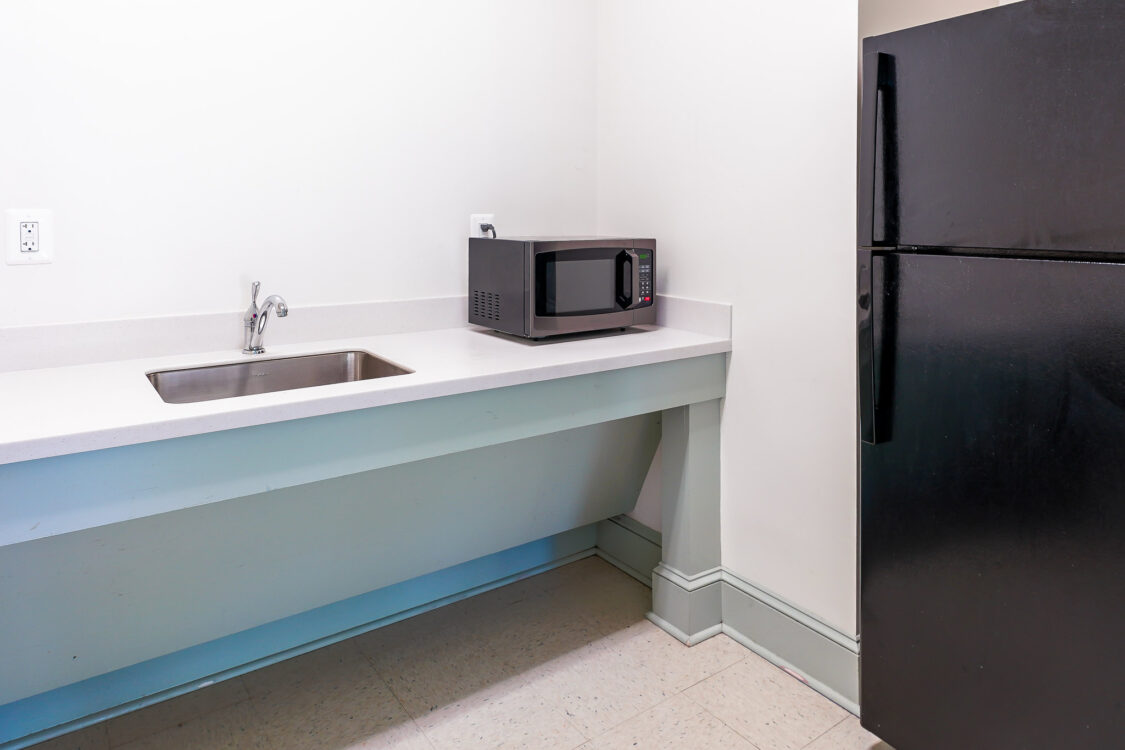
[
  {"x1": 0, "y1": 1, "x2": 597, "y2": 327},
  {"x1": 596, "y1": 0, "x2": 860, "y2": 633}
]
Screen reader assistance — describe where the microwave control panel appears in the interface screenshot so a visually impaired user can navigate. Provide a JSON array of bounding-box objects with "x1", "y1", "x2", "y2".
[{"x1": 637, "y1": 252, "x2": 653, "y2": 304}]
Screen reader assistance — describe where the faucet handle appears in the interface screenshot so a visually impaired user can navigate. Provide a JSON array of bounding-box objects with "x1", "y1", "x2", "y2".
[{"x1": 250, "y1": 281, "x2": 261, "y2": 304}]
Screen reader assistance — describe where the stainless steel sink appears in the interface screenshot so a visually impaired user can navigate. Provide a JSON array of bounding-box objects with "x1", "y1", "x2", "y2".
[{"x1": 147, "y1": 350, "x2": 412, "y2": 404}]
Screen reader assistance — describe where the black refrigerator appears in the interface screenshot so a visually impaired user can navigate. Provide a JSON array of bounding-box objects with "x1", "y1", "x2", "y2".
[{"x1": 858, "y1": 2, "x2": 1125, "y2": 748}]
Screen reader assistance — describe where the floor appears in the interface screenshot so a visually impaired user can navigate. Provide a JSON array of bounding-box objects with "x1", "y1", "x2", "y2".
[{"x1": 31, "y1": 557, "x2": 890, "y2": 750}]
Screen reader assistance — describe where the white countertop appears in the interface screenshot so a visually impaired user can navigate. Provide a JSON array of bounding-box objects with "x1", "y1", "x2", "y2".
[{"x1": 0, "y1": 309, "x2": 730, "y2": 465}]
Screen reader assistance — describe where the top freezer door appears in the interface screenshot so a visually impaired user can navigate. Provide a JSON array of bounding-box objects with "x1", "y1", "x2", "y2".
[{"x1": 859, "y1": 1, "x2": 1125, "y2": 254}]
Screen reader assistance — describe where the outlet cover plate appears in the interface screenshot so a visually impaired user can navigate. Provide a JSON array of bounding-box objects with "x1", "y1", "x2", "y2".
[
  {"x1": 5, "y1": 209, "x2": 53, "y2": 265},
  {"x1": 469, "y1": 213, "x2": 495, "y2": 239}
]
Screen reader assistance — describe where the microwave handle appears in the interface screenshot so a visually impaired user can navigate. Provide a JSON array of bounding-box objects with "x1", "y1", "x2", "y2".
[
  {"x1": 616, "y1": 249, "x2": 638, "y2": 309},
  {"x1": 625, "y1": 249, "x2": 641, "y2": 309}
]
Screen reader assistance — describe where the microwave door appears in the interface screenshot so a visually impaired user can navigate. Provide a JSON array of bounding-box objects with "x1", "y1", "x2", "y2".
[
  {"x1": 538, "y1": 249, "x2": 625, "y2": 317},
  {"x1": 526, "y1": 241, "x2": 655, "y2": 338}
]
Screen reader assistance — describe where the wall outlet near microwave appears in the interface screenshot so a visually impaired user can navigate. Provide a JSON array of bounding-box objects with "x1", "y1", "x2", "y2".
[
  {"x1": 5, "y1": 209, "x2": 53, "y2": 265},
  {"x1": 469, "y1": 213, "x2": 495, "y2": 238}
]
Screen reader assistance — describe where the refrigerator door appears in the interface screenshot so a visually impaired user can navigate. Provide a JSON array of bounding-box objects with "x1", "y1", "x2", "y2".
[
  {"x1": 859, "y1": 252, "x2": 1125, "y2": 749},
  {"x1": 860, "y1": 1, "x2": 1125, "y2": 254}
]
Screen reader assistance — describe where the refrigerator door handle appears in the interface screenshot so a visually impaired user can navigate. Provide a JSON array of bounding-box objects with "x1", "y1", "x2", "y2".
[
  {"x1": 858, "y1": 249, "x2": 878, "y2": 444},
  {"x1": 859, "y1": 52, "x2": 897, "y2": 247}
]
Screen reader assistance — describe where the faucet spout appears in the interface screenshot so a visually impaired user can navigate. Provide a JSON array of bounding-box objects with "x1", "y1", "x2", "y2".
[
  {"x1": 242, "y1": 283, "x2": 288, "y2": 354},
  {"x1": 256, "y1": 295, "x2": 288, "y2": 331}
]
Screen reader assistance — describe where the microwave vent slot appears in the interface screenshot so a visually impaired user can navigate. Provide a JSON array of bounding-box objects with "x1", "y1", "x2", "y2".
[{"x1": 473, "y1": 290, "x2": 501, "y2": 321}]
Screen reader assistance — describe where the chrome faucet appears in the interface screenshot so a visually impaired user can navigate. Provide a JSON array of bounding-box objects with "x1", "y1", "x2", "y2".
[{"x1": 242, "y1": 281, "x2": 288, "y2": 354}]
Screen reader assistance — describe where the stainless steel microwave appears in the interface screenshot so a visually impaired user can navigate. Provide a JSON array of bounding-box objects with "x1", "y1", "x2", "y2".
[{"x1": 468, "y1": 237, "x2": 656, "y2": 338}]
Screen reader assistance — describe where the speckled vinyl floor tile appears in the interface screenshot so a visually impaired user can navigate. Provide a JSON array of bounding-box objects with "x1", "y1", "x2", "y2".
[
  {"x1": 412, "y1": 675, "x2": 584, "y2": 750},
  {"x1": 594, "y1": 621, "x2": 748, "y2": 692},
  {"x1": 246, "y1": 642, "x2": 428, "y2": 750},
  {"x1": 112, "y1": 701, "x2": 268, "y2": 750},
  {"x1": 583, "y1": 693, "x2": 755, "y2": 750},
  {"x1": 105, "y1": 678, "x2": 250, "y2": 747},
  {"x1": 684, "y1": 654, "x2": 850, "y2": 750},
  {"x1": 523, "y1": 637, "x2": 677, "y2": 739},
  {"x1": 804, "y1": 716, "x2": 893, "y2": 750}
]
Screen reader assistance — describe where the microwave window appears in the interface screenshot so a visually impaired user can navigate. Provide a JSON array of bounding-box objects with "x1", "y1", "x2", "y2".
[{"x1": 550, "y1": 259, "x2": 616, "y2": 314}]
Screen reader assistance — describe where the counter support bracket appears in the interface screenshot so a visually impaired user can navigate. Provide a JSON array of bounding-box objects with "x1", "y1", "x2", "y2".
[{"x1": 648, "y1": 398, "x2": 723, "y2": 644}]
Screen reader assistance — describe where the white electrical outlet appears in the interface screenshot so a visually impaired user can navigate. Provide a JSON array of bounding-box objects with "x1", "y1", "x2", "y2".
[
  {"x1": 469, "y1": 213, "x2": 496, "y2": 239},
  {"x1": 19, "y1": 222, "x2": 39, "y2": 253},
  {"x1": 5, "y1": 209, "x2": 53, "y2": 265}
]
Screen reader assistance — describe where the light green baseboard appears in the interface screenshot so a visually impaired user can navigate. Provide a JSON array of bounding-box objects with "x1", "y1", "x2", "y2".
[
  {"x1": 650, "y1": 563, "x2": 724, "y2": 644},
  {"x1": 594, "y1": 516, "x2": 860, "y2": 715},
  {"x1": 720, "y1": 574, "x2": 859, "y2": 715},
  {"x1": 594, "y1": 515, "x2": 662, "y2": 585}
]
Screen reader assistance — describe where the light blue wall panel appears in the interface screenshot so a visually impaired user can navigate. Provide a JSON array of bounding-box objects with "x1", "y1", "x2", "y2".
[
  {"x1": 0, "y1": 526, "x2": 596, "y2": 748},
  {"x1": 0, "y1": 414, "x2": 659, "y2": 705}
]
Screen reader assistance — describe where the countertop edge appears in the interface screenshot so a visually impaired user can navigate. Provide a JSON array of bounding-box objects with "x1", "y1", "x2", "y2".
[{"x1": 0, "y1": 326, "x2": 730, "y2": 465}]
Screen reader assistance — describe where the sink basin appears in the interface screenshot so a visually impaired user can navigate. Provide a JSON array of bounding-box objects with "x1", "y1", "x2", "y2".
[{"x1": 147, "y1": 350, "x2": 412, "y2": 404}]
